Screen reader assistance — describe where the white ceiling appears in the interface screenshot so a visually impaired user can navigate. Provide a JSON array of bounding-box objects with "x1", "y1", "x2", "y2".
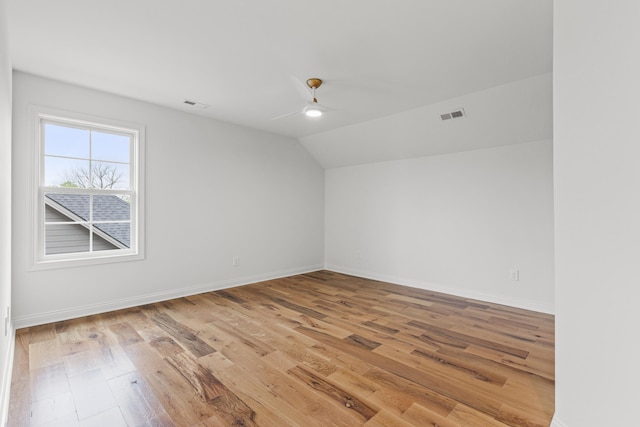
[
  {"x1": 7, "y1": 0, "x2": 553, "y2": 167},
  {"x1": 302, "y1": 73, "x2": 552, "y2": 168}
]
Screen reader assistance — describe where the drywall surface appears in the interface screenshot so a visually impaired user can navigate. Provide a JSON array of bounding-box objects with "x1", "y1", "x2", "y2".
[
  {"x1": 0, "y1": 0, "x2": 13, "y2": 423},
  {"x1": 325, "y1": 140, "x2": 554, "y2": 313},
  {"x1": 11, "y1": 72, "x2": 324, "y2": 326},
  {"x1": 301, "y1": 73, "x2": 552, "y2": 169},
  {"x1": 553, "y1": 0, "x2": 640, "y2": 425}
]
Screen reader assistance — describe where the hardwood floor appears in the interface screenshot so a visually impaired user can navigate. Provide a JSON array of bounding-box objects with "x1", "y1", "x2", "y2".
[{"x1": 8, "y1": 271, "x2": 555, "y2": 426}]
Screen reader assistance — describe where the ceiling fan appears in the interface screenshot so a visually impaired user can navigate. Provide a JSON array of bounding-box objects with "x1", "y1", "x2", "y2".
[{"x1": 272, "y1": 77, "x2": 334, "y2": 120}]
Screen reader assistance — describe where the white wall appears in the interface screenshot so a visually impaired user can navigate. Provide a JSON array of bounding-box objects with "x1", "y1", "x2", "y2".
[
  {"x1": 325, "y1": 140, "x2": 554, "y2": 313},
  {"x1": 0, "y1": 0, "x2": 12, "y2": 423},
  {"x1": 553, "y1": 1, "x2": 640, "y2": 426},
  {"x1": 11, "y1": 72, "x2": 324, "y2": 327}
]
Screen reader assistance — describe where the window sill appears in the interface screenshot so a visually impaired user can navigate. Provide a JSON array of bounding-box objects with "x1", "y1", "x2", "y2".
[{"x1": 30, "y1": 251, "x2": 145, "y2": 271}]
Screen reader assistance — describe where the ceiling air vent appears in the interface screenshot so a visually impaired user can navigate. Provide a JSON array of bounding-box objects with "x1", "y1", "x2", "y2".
[
  {"x1": 183, "y1": 99, "x2": 209, "y2": 109},
  {"x1": 440, "y1": 108, "x2": 466, "y2": 121}
]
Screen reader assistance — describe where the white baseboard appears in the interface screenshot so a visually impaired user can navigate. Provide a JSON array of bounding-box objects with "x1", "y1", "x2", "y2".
[
  {"x1": 0, "y1": 326, "x2": 16, "y2": 427},
  {"x1": 12, "y1": 261, "x2": 553, "y2": 326},
  {"x1": 13, "y1": 264, "x2": 324, "y2": 329},
  {"x1": 325, "y1": 264, "x2": 554, "y2": 314}
]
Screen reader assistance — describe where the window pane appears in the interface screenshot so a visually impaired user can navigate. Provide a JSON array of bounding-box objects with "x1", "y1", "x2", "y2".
[
  {"x1": 90, "y1": 161, "x2": 130, "y2": 190},
  {"x1": 44, "y1": 123, "x2": 90, "y2": 159},
  {"x1": 44, "y1": 156, "x2": 90, "y2": 187},
  {"x1": 93, "y1": 242, "x2": 120, "y2": 251},
  {"x1": 94, "y1": 222, "x2": 131, "y2": 249},
  {"x1": 45, "y1": 193, "x2": 90, "y2": 221},
  {"x1": 45, "y1": 201, "x2": 74, "y2": 222},
  {"x1": 45, "y1": 223, "x2": 90, "y2": 255},
  {"x1": 93, "y1": 195, "x2": 131, "y2": 221},
  {"x1": 92, "y1": 131, "x2": 131, "y2": 163}
]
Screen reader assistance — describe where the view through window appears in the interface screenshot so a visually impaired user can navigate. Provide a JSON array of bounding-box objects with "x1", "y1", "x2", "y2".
[{"x1": 32, "y1": 108, "x2": 144, "y2": 267}]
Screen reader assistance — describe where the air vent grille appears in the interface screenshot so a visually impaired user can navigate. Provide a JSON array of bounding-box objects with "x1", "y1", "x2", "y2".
[
  {"x1": 184, "y1": 100, "x2": 210, "y2": 109},
  {"x1": 440, "y1": 108, "x2": 466, "y2": 121}
]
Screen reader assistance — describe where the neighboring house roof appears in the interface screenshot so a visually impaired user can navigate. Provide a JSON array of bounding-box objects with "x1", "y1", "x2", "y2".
[{"x1": 45, "y1": 193, "x2": 131, "y2": 248}]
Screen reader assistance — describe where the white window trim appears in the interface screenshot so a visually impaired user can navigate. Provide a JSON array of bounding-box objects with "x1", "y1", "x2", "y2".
[{"x1": 29, "y1": 105, "x2": 145, "y2": 270}]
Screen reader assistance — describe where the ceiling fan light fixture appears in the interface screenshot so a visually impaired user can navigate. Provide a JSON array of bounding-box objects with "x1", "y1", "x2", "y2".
[
  {"x1": 272, "y1": 77, "x2": 332, "y2": 121},
  {"x1": 305, "y1": 107, "x2": 323, "y2": 118}
]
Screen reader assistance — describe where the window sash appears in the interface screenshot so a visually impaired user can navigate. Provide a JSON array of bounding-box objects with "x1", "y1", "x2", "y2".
[{"x1": 30, "y1": 106, "x2": 145, "y2": 269}]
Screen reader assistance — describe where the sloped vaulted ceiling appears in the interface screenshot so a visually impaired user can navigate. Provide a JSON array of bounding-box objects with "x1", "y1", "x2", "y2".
[{"x1": 7, "y1": 0, "x2": 552, "y2": 167}]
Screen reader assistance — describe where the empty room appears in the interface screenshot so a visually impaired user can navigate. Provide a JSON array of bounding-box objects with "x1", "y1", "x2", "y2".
[{"x1": 0, "y1": 1, "x2": 638, "y2": 427}]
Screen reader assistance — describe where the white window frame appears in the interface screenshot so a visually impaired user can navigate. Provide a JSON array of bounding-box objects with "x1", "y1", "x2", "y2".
[{"x1": 29, "y1": 106, "x2": 145, "y2": 270}]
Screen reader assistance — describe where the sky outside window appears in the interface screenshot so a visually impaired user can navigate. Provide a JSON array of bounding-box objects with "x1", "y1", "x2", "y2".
[{"x1": 43, "y1": 123, "x2": 131, "y2": 189}]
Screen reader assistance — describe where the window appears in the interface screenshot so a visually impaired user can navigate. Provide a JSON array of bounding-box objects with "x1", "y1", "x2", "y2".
[{"x1": 31, "y1": 107, "x2": 145, "y2": 269}]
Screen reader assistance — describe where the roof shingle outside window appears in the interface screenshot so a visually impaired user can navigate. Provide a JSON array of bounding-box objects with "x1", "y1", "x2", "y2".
[{"x1": 45, "y1": 193, "x2": 131, "y2": 248}]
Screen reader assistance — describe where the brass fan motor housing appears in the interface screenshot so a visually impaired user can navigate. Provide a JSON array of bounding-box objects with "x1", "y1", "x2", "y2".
[{"x1": 306, "y1": 78, "x2": 323, "y2": 90}]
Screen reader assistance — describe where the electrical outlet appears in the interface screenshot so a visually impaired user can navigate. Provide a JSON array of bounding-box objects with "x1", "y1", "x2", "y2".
[
  {"x1": 233, "y1": 256, "x2": 240, "y2": 267},
  {"x1": 510, "y1": 269, "x2": 520, "y2": 281}
]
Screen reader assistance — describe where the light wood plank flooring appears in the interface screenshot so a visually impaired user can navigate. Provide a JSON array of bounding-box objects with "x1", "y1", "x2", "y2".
[{"x1": 8, "y1": 271, "x2": 554, "y2": 426}]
